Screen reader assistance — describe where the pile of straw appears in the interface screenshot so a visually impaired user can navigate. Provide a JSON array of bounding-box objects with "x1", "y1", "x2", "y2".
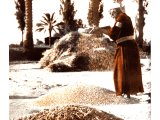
[{"x1": 39, "y1": 32, "x2": 116, "y2": 71}]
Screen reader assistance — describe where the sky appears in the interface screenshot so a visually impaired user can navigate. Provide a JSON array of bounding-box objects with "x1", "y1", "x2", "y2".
[{"x1": 1, "y1": 0, "x2": 140, "y2": 44}]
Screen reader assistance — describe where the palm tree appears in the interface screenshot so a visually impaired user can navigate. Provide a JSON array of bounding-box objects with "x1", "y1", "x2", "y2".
[
  {"x1": 36, "y1": 12, "x2": 58, "y2": 47},
  {"x1": 14, "y1": 0, "x2": 25, "y2": 46},
  {"x1": 87, "y1": 0, "x2": 103, "y2": 27},
  {"x1": 23, "y1": 0, "x2": 33, "y2": 51}
]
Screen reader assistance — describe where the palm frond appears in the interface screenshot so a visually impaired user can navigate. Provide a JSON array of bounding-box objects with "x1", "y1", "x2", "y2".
[
  {"x1": 40, "y1": 20, "x2": 48, "y2": 25},
  {"x1": 44, "y1": 13, "x2": 51, "y2": 21},
  {"x1": 52, "y1": 20, "x2": 57, "y2": 25},
  {"x1": 50, "y1": 12, "x2": 55, "y2": 22},
  {"x1": 42, "y1": 16, "x2": 48, "y2": 22},
  {"x1": 36, "y1": 27, "x2": 45, "y2": 32},
  {"x1": 36, "y1": 23, "x2": 45, "y2": 27},
  {"x1": 52, "y1": 27, "x2": 57, "y2": 33}
]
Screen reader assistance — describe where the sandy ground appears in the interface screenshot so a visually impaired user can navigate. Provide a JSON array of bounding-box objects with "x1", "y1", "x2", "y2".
[{"x1": 9, "y1": 59, "x2": 151, "y2": 120}]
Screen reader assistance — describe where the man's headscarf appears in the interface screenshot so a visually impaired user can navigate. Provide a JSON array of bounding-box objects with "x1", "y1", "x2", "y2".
[{"x1": 109, "y1": 3, "x2": 125, "y2": 18}]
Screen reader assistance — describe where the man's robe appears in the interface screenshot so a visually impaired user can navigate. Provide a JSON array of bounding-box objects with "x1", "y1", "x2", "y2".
[{"x1": 108, "y1": 13, "x2": 144, "y2": 95}]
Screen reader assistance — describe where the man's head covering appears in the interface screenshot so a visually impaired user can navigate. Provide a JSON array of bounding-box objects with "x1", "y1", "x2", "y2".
[{"x1": 109, "y1": 3, "x2": 125, "y2": 18}]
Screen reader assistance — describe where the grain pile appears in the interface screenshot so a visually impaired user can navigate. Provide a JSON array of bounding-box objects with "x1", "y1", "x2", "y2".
[
  {"x1": 33, "y1": 84, "x2": 139, "y2": 107},
  {"x1": 17, "y1": 105, "x2": 123, "y2": 120},
  {"x1": 39, "y1": 32, "x2": 116, "y2": 72}
]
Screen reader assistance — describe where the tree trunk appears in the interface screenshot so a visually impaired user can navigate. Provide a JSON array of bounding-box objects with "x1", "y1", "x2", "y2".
[
  {"x1": 137, "y1": 0, "x2": 144, "y2": 46},
  {"x1": 21, "y1": 30, "x2": 23, "y2": 46},
  {"x1": 23, "y1": 0, "x2": 33, "y2": 51},
  {"x1": 49, "y1": 30, "x2": 52, "y2": 47}
]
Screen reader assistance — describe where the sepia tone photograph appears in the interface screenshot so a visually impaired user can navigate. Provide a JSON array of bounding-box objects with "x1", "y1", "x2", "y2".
[{"x1": 2, "y1": 0, "x2": 158, "y2": 119}]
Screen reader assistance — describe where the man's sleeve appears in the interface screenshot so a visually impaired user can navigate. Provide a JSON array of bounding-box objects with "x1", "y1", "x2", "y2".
[
  {"x1": 108, "y1": 14, "x2": 124, "y2": 41},
  {"x1": 108, "y1": 22, "x2": 122, "y2": 41}
]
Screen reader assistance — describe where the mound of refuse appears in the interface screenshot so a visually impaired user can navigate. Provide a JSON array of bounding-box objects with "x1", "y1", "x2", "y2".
[
  {"x1": 17, "y1": 105, "x2": 123, "y2": 120},
  {"x1": 39, "y1": 32, "x2": 116, "y2": 72}
]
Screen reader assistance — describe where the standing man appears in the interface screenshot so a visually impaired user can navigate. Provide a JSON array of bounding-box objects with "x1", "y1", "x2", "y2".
[{"x1": 108, "y1": 5, "x2": 144, "y2": 98}]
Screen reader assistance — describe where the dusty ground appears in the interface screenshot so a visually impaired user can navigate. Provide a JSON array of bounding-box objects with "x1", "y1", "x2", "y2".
[{"x1": 9, "y1": 59, "x2": 151, "y2": 120}]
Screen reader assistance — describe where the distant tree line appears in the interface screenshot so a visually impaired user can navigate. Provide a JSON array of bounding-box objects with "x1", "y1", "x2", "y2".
[{"x1": 14, "y1": 0, "x2": 149, "y2": 53}]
